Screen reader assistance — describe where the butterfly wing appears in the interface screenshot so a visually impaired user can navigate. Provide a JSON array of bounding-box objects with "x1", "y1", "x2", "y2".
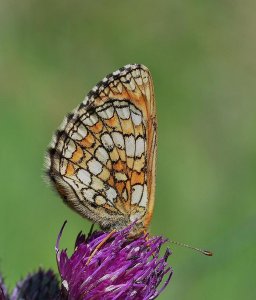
[{"x1": 45, "y1": 64, "x2": 157, "y2": 234}]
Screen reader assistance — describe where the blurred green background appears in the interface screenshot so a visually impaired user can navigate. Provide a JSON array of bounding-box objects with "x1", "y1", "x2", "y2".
[{"x1": 1, "y1": 1, "x2": 256, "y2": 299}]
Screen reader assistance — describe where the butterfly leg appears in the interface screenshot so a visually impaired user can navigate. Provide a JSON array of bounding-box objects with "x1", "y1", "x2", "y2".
[{"x1": 86, "y1": 229, "x2": 116, "y2": 265}]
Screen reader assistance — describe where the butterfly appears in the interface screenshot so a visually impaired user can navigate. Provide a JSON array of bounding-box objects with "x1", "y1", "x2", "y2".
[{"x1": 45, "y1": 64, "x2": 157, "y2": 237}]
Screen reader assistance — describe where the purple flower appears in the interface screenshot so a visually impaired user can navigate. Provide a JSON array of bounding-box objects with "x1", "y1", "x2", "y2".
[
  {"x1": 0, "y1": 269, "x2": 60, "y2": 300},
  {"x1": 56, "y1": 222, "x2": 173, "y2": 300},
  {"x1": 0, "y1": 275, "x2": 8, "y2": 300}
]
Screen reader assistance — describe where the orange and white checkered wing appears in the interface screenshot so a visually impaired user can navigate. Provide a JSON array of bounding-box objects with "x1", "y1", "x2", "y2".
[{"x1": 45, "y1": 64, "x2": 157, "y2": 235}]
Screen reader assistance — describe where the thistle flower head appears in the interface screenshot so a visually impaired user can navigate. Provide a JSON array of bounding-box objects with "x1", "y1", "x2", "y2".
[
  {"x1": 56, "y1": 222, "x2": 172, "y2": 300},
  {"x1": 0, "y1": 275, "x2": 8, "y2": 300},
  {"x1": 0, "y1": 269, "x2": 60, "y2": 300},
  {"x1": 10, "y1": 269, "x2": 60, "y2": 300}
]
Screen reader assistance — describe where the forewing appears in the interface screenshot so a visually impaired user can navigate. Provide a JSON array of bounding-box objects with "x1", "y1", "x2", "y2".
[{"x1": 45, "y1": 64, "x2": 156, "y2": 232}]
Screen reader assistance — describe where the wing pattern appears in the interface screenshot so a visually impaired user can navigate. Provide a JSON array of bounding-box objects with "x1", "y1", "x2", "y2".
[{"x1": 45, "y1": 64, "x2": 157, "y2": 235}]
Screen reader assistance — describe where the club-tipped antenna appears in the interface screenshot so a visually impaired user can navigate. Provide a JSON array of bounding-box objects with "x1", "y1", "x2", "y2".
[{"x1": 169, "y1": 239, "x2": 213, "y2": 256}]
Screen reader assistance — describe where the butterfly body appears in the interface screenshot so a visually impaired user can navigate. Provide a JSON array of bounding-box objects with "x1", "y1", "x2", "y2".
[{"x1": 45, "y1": 64, "x2": 157, "y2": 237}]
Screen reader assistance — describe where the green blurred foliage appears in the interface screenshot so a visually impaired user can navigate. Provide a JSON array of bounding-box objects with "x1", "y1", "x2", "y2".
[{"x1": 1, "y1": 0, "x2": 256, "y2": 299}]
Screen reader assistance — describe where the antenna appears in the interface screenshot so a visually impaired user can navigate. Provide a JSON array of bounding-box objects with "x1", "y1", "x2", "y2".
[{"x1": 169, "y1": 240, "x2": 213, "y2": 256}]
